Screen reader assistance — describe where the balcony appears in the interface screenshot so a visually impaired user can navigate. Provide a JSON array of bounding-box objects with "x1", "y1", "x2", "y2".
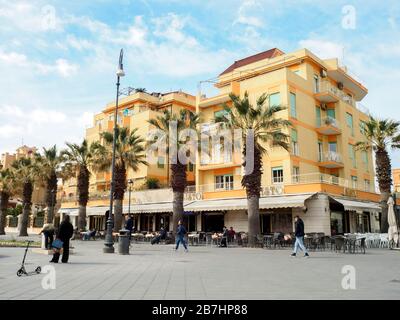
[
  {"x1": 314, "y1": 80, "x2": 355, "y2": 106},
  {"x1": 316, "y1": 117, "x2": 341, "y2": 135},
  {"x1": 318, "y1": 151, "x2": 344, "y2": 168}
]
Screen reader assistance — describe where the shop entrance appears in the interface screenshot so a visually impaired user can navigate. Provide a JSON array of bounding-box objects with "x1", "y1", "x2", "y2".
[{"x1": 202, "y1": 213, "x2": 224, "y2": 232}]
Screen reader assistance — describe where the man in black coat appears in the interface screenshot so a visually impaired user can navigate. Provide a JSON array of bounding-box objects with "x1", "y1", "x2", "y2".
[
  {"x1": 291, "y1": 216, "x2": 309, "y2": 258},
  {"x1": 50, "y1": 215, "x2": 74, "y2": 263},
  {"x1": 125, "y1": 215, "x2": 134, "y2": 240}
]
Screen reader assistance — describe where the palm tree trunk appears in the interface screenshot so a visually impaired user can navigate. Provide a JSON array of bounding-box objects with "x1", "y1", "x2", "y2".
[
  {"x1": 45, "y1": 170, "x2": 58, "y2": 224},
  {"x1": 18, "y1": 204, "x2": 30, "y2": 237},
  {"x1": 242, "y1": 145, "x2": 262, "y2": 247},
  {"x1": 78, "y1": 205, "x2": 87, "y2": 231},
  {"x1": 171, "y1": 162, "x2": 187, "y2": 236},
  {"x1": 375, "y1": 148, "x2": 392, "y2": 232},
  {"x1": 77, "y1": 166, "x2": 89, "y2": 231},
  {"x1": 19, "y1": 181, "x2": 33, "y2": 237},
  {"x1": 113, "y1": 199, "x2": 123, "y2": 231},
  {"x1": 172, "y1": 191, "x2": 184, "y2": 234},
  {"x1": 0, "y1": 191, "x2": 9, "y2": 235},
  {"x1": 380, "y1": 192, "x2": 390, "y2": 233},
  {"x1": 247, "y1": 196, "x2": 260, "y2": 246}
]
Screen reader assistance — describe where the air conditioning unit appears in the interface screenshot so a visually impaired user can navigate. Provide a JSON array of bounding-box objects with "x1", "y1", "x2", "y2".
[
  {"x1": 337, "y1": 82, "x2": 344, "y2": 90},
  {"x1": 321, "y1": 103, "x2": 328, "y2": 111},
  {"x1": 320, "y1": 69, "x2": 327, "y2": 78}
]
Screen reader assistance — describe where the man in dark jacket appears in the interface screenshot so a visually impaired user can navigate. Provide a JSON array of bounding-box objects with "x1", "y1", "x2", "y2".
[
  {"x1": 175, "y1": 221, "x2": 188, "y2": 252},
  {"x1": 291, "y1": 216, "x2": 309, "y2": 257},
  {"x1": 50, "y1": 215, "x2": 74, "y2": 263},
  {"x1": 124, "y1": 215, "x2": 134, "y2": 241},
  {"x1": 219, "y1": 226, "x2": 228, "y2": 247}
]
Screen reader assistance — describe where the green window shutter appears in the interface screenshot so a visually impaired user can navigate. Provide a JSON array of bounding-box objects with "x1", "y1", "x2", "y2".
[
  {"x1": 316, "y1": 107, "x2": 321, "y2": 127},
  {"x1": 269, "y1": 93, "x2": 281, "y2": 107},
  {"x1": 291, "y1": 129, "x2": 298, "y2": 142},
  {"x1": 327, "y1": 109, "x2": 336, "y2": 119},
  {"x1": 290, "y1": 93, "x2": 296, "y2": 118}
]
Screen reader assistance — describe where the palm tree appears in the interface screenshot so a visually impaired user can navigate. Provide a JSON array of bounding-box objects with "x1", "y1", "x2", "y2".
[
  {"x1": 61, "y1": 140, "x2": 103, "y2": 231},
  {"x1": 0, "y1": 168, "x2": 16, "y2": 235},
  {"x1": 11, "y1": 158, "x2": 38, "y2": 236},
  {"x1": 94, "y1": 127, "x2": 146, "y2": 231},
  {"x1": 355, "y1": 117, "x2": 400, "y2": 232},
  {"x1": 148, "y1": 109, "x2": 200, "y2": 234},
  {"x1": 215, "y1": 92, "x2": 291, "y2": 247},
  {"x1": 36, "y1": 146, "x2": 61, "y2": 224}
]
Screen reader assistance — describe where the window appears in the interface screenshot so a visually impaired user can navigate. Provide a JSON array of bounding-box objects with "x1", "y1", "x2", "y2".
[
  {"x1": 272, "y1": 167, "x2": 284, "y2": 184},
  {"x1": 348, "y1": 144, "x2": 356, "y2": 168},
  {"x1": 269, "y1": 92, "x2": 280, "y2": 107},
  {"x1": 316, "y1": 106, "x2": 321, "y2": 127},
  {"x1": 364, "y1": 179, "x2": 370, "y2": 192},
  {"x1": 291, "y1": 129, "x2": 299, "y2": 156},
  {"x1": 362, "y1": 151, "x2": 369, "y2": 171},
  {"x1": 157, "y1": 156, "x2": 165, "y2": 169},
  {"x1": 327, "y1": 109, "x2": 336, "y2": 119},
  {"x1": 346, "y1": 112, "x2": 354, "y2": 136},
  {"x1": 293, "y1": 166, "x2": 300, "y2": 183},
  {"x1": 328, "y1": 142, "x2": 337, "y2": 153},
  {"x1": 215, "y1": 174, "x2": 233, "y2": 190},
  {"x1": 360, "y1": 120, "x2": 366, "y2": 135},
  {"x1": 314, "y1": 75, "x2": 320, "y2": 93},
  {"x1": 214, "y1": 109, "x2": 229, "y2": 120},
  {"x1": 351, "y1": 176, "x2": 358, "y2": 189},
  {"x1": 290, "y1": 93, "x2": 297, "y2": 118},
  {"x1": 318, "y1": 141, "x2": 323, "y2": 161}
]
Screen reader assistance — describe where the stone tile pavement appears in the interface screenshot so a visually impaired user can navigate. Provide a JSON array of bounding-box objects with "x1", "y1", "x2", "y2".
[{"x1": 0, "y1": 240, "x2": 399, "y2": 300}]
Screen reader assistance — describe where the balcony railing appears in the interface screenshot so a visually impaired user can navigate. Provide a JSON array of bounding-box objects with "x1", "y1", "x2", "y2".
[
  {"x1": 321, "y1": 151, "x2": 342, "y2": 162},
  {"x1": 321, "y1": 116, "x2": 340, "y2": 129},
  {"x1": 316, "y1": 117, "x2": 341, "y2": 135},
  {"x1": 315, "y1": 80, "x2": 355, "y2": 106}
]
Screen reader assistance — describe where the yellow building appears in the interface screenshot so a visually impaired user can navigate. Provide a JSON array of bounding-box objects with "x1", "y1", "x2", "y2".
[
  {"x1": 192, "y1": 48, "x2": 381, "y2": 235},
  {"x1": 61, "y1": 48, "x2": 386, "y2": 235},
  {"x1": 393, "y1": 169, "x2": 400, "y2": 193},
  {"x1": 1, "y1": 145, "x2": 46, "y2": 207},
  {"x1": 61, "y1": 90, "x2": 197, "y2": 230}
]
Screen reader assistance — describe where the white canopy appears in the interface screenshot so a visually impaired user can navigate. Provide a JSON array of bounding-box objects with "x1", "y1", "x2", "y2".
[
  {"x1": 387, "y1": 197, "x2": 399, "y2": 245},
  {"x1": 332, "y1": 197, "x2": 381, "y2": 213}
]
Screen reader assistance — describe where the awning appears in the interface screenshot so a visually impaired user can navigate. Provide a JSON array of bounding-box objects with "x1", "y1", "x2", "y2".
[
  {"x1": 184, "y1": 198, "x2": 246, "y2": 212},
  {"x1": 331, "y1": 197, "x2": 381, "y2": 213},
  {"x1": 59, "y1": 208, "x2": 79, "y2": 216},
  {"x1": 87, "y1": 206, "x2": 109, "y2": 216},
  {"x1": 128, "y1": 202, "x2": 174, "y2": 214},
  {"x1": 184, "y1": 193, "x2": 314, "y2": 212},
  {"x1": 259, "y1": 194, "x2": 313, "y2": 209}
]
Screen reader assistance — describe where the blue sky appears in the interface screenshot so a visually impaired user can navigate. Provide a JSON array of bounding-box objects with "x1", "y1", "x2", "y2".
[{"x1": 0, "y1": 0, "x2": 399, "y2": 167}]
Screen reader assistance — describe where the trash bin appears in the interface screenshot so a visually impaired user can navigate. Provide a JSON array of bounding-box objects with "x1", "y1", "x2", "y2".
[{"x1": 118, "y1": 229, "x2": 130, "y2": 255}]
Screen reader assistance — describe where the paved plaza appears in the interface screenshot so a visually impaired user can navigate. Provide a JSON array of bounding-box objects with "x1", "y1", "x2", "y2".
[{"x1": 0, "y1": 238, "x2": 400, "y2": 300}]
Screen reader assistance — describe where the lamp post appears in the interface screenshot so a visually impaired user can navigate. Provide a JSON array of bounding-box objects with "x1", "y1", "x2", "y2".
[
  {"x1": 104, "y1": 49, "x2": 125, "y2": 253},
  {"x1": 128, "y1": 179, "x2": 133, "y2": 216}
]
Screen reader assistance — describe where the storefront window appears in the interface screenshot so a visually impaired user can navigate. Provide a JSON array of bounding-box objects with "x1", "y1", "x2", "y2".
[{"x1": 330, "y1": 211, "x2": 344, "y2": 235}]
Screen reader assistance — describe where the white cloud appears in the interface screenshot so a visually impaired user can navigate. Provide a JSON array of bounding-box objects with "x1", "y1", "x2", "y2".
[
  {"x1": 0, "y1": 104, "x2": 94, "y2": 156},
  {"x1": 298, "y1": 39, "x2": 344, "y2": 61},
  {"x1": 0, "y1": 49, "x2": 78, "y2": 77},
  {"x1": 234, "y1": 0, "x2": 264, "y2": 28}
]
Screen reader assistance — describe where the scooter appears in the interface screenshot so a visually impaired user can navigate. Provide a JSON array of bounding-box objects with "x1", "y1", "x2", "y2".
[{"x1": 16, "y1": 240, "x2": 41, "y2": 277}]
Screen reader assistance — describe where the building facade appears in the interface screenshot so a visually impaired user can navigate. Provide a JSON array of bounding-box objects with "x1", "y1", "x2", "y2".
[
  {"x1": 393, "y1": 168, "x2": 400, "y2": 193},
  {"x1": 61, "y1": 48, "x2": 387, "y2": 235}
]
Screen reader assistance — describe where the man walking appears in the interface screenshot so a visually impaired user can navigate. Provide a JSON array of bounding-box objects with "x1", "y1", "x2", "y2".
[
  {"x1": 124, "y1": 214, "x2": 134, "y2": 241},
  {"x1": 291, "y1": 215, "x2": 309, "y2": 258},
  {"x1": 50, "y1": 215, "x2": 74, "y2": 263},
  {"x1": 175, "y1": 220, "x2": 188, "y2": 252}
]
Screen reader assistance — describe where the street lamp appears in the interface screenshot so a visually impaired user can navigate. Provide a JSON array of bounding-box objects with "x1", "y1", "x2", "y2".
[
  {"x1": 128, "y1": 179, "x2": 133, "y2": 216},
  {"x1": 104, "y1": 49, "x2": 125, "y2": 254}
]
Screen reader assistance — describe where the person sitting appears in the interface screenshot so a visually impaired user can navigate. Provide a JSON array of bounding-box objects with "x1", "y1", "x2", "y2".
[
  {"x1": 151, "y1": 227, "x2": 167, "y2": 245},
  {"x1": 219, "y1": 226, "x2": 228, "y2": 247},
  {"x1": 82, "y1": 229, "x2": 96, "y2": 240},
  {"x1": 228, "y1": 226, "x2": 236, "y2": 243}
]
